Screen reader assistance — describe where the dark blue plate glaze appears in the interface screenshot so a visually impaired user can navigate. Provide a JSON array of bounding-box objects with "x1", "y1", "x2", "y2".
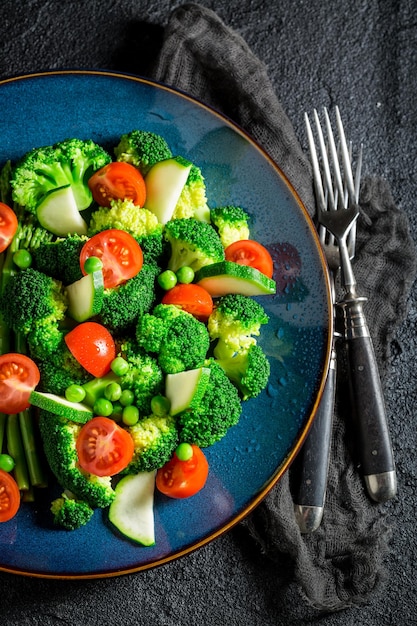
[{"x1": 0, "y1": 71, "x2": 331, "y2": 578}]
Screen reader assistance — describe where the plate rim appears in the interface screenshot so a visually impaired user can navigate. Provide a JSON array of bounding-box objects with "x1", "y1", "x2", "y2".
[{"x1": 0, "y1": 69, "x2": 333, "y2": 579}]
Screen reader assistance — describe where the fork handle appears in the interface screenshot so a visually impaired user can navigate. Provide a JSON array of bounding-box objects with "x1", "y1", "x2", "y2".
[
  {"x1": 338, "y1": 296, "x2": 397, "y2": 502},
  {"x1": 293, "y1": 346, "x2": 336, "y2": 532}
]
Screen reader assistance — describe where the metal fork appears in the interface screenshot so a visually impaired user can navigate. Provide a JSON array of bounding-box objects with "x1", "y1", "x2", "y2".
[
  {"x1": 305, "y1": 107, "x2": 396, "y2": 505},
  {"x1": 293, "y1": 109, "x2": 361, "y2": 532}
]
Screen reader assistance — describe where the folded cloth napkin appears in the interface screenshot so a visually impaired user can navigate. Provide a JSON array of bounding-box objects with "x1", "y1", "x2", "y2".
[{"x1": 151, "y1": 3, "x2": 417, "y2": 613}]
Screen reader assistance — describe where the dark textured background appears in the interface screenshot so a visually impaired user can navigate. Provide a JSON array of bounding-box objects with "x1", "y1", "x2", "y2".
[{"x1": 0, "y1": 1, "x2": 416, "y2": 624}]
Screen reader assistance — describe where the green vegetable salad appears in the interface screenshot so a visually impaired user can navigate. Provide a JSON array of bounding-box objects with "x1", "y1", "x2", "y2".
[{"x1": 0, "y1": 130, "x2": 276, "y2": 544}]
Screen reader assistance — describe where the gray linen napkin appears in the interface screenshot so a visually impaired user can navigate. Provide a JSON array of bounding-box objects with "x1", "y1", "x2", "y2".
[{"x1": 152, "y1": 3, "x2": 417, "y2": 612}]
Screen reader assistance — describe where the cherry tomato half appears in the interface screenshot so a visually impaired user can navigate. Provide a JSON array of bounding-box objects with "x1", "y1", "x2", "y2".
[
  {"x1": 88, "y1": 161, "x2": 146, "y2": 208},
  {"x1": 64, "y1": 322, "x2": 116, "y2": 377},
  {"x1": 156, "y1": 444, "x2": 209, "y2": 499},
  {"x1": 80, "y1": 229, "x2": 143, "y2": 289},
  {"x1": 225, "y1": 240, "x2": 274, "y2": 278},
  {"x1": 0, "y1": 353, "x2": 40, "y2": 414},
  {"x1": 0, "y1": 469, "x2": 21, "y2": 522},
  {"x1": 76, "y1": 416, "x2": 134, "y2": 477},
  {"x1": 161, "y1": 284, "x2": 213, "y2": 322},
  {"x1": 0, "y1": 202, "x2": 18, "y2": 254}
]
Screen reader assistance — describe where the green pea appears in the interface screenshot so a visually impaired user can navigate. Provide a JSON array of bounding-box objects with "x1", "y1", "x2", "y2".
[
  {"x1": 83, "y1": 256, "x2": 103, "y2": 274},
  {"x1": 111, "y1": 356, "x2": 129, "y2": 376},
  {"x1": 176, "y1": 266, "x2": 194, "y2": 284},
  {"x1": 157, "y1": 269, "x2": 177, "y2": 291},
  {"x1": 13, "y1": 249, "x2": 32, "y2": 269},
  {"x1": 0, "y1": 453, "x2": 15, "y2": 473},
  {"x1": 122, "y1": 405, "x2": 139, "y2": 426},
  {"x1": 93, "y1": 397, "x2": 113, "y2": 417},
  {"x1": 175, "y1": 442, "x2": 193, "y2": 461},
  {"x1": 104, "y1": 382, "x2": 122, "y2": 402},
  {"x1": 65, "y1": 384, "x2": 86, "y2": 403},
  {"x1": 119, "y1": 389, "x2": 134, "y2": 407},
  {"x1": 111, "y1": 402, "x2": 123, "y2": 422},
  {"x1": 151, "y1": 394, "x2": 171, "y2": 417}
]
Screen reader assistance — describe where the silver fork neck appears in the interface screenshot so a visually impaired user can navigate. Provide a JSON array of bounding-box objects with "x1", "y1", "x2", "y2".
[{"x1": 339, "y1": 237, "x2": 357, "y2": 291}]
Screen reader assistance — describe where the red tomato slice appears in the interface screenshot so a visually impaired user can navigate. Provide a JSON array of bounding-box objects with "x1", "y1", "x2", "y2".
[
  {"x1": 0, "y1": 353, "x2": 40, "y2": 414},
  {"x1": 0, "y1": 202, "x2": 18, "y2": 254},
  {"x1": 76, "y1": 417, "x2": 134, "y2": 477},
  {"x1": 156, "y1": 445, "x2": 209, "y2": 499},
  {"x1": 0, "y1": 469, "x2": 21, "y2": 522},
  {"x1": 224, "y1": 240, "x2": 274, "y2": 278},
  {"x1": 80, "y1": 229, "x2": 143, "y2": 289},
  {"x1": 64, "y1": 322, "x2": 116, "y2": 377},
  {"x1": 161, "y1": 284, "x2": 213, "y2": 322},
  {"x1": 88, "y1": 161, "x2": 146, "y2": 208}
]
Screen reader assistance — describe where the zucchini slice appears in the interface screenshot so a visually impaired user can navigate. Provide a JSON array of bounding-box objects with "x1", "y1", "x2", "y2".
[
  {"x1": 29, "y1": 390, "x2": 93, "y2": 423},
  {"x1": 108, "y1": 471, "x2": 156, "y2": 546},
  {"x1": 36, "y1": 185, "x2": 88, "y2": 236},
  {"x1": 195, "y1": 261, "x2": 276, "y2": 296},
  {"x1": 66, "y1": 270, "x2": 104, "y2": 322},
  {"x1": 165, "y1": 367, "x2": 211, "y2": 416},
  {"x1": 145, "y1": 157, "x2": 192, "y2": 224}
]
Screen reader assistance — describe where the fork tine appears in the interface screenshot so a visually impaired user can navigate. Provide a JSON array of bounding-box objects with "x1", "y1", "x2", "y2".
[
  {"x1": 304, "y1": 112, "x2": 326, "y2": 210},
  {"x1": 354, "y1": 143, "x2": 363, "y2": 204},
  {"x1": 323, "y1": 108, "x2": 345, "y2": 210},
  {"x1": 313, "y1": 109, "x2": 337, "y2": 212},
  {"x1": 335, "y1": 106, "x2": 356, "y2": 206},
  {"x1": 304, "y1": 112, "x2": 328, "y2": 245},
  {"x1": 322, "y1": 107, "x2": 362, "y2": 257}
]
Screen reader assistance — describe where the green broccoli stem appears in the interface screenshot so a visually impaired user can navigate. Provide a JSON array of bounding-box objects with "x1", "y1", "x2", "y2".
[
  {"x1": 0, "y1": 161, "x2": 47, "y2": 491},
  {"x1": 0, "y1": 252, "x2": 15, "y2": 354},
  {"x1": 15, "y1": 331, "x2": 48, "y2": 488},
  {"x1": 22, "y1": 487, "x2": 35, "y2": 503},
  {"x1": 0, "y1": 412, "x2": 6, "y2": 451},
  {"x1": 18, "y1": 409, "x2": 48, "y2": 488},
  {"x1": 82, "y1": 371, "x2": 120, "y2": 407},
  {"x1": 0, "y1": 226, "x2": 22, "y2": 353},
  {"x1": 6, "y1": 413, "x2": 30, "y2": 491},
  {"x1": 0, "y1": 161, "x2": 13, "y2": 205}
]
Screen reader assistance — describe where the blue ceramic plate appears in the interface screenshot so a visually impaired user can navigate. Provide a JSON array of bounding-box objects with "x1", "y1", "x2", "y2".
[{"x1": 0, "y1": 71, "x2": 331, "y2": 578}]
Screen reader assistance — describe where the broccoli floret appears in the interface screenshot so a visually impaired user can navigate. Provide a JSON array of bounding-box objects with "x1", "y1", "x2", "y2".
[
  {"x1": 121, "y1": 414, "x2": 179, "y2": 474},
  {"x1": 215, "y1": 343, "x2": 270, "y2": 400},
  {"x1": 172, "y1": 164, "x2": 210, "y2": 222},
  {"x1": 118, "y1": 342, "x2": 164, "y2": 415},
  {"x1": 114, "y1": 130, "x2": 173, "y2": 176},
  {"x1": 50, "y1": 490, "x2": 94, "y2": 530},
  {"x1": 207, "y1": 294, "x2": 269, "y2": 359},
  {"x1": 89, "y1": 198, "x2": 159, "y2": 238},
  {"x1": 138, "y1": 230, "x2": 166, "y2": 266},
  {"x1": 38, "y1": 410, "x2": 115, "y2": 508},
  {"x1": 210, "y1": 205, "x2": 251, "y2": 248},
  {"x1": 10, "y1": 212, "x2": 54, "y2": 253},
  {"x1": 0, "y1": 212, "x2": 54, "y2": 311},
  {"x1": 88, "y1": 199, "x2": 165, "y2": 265},
  {"x1": 164, "y1": 217, "x2": 224, "y2": 273},
  {"x1": 27, "y1": 318, "x2": 64, "y2": 360},
  {"x1": 136, "y1": 304, "x2": 210, "y2": 374},
  {"x1": 0, "y1": 267, "x2": 67, "y2": 335},
  {"x1": 99, "y1": 262, "x2": 159, "y2": 334},
  {"x1": 31, "y1": 234, "x2": 88, "y2": 285},
  {"x1": 11, "y1": 137, "x2": 111, "y2": 213},
  {"x1": 36, "y1": 340, "x2": 91, "y2": 395},
  {"x1": 177, "y1": 360, "x2": 242, "y2": 447}
]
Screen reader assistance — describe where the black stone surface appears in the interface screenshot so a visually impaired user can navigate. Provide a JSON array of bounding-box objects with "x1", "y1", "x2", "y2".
[{"x1": 0, "y1": 2, "x2": 415, "y2": 624}]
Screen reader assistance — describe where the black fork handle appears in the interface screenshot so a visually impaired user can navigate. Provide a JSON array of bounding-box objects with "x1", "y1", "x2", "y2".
[
  {"x1": 338, "y1": 296, "x2": 397, "y2": 502},
  {"x1": 293, "y1": 348, "x2": 336, "y2": 532}
]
